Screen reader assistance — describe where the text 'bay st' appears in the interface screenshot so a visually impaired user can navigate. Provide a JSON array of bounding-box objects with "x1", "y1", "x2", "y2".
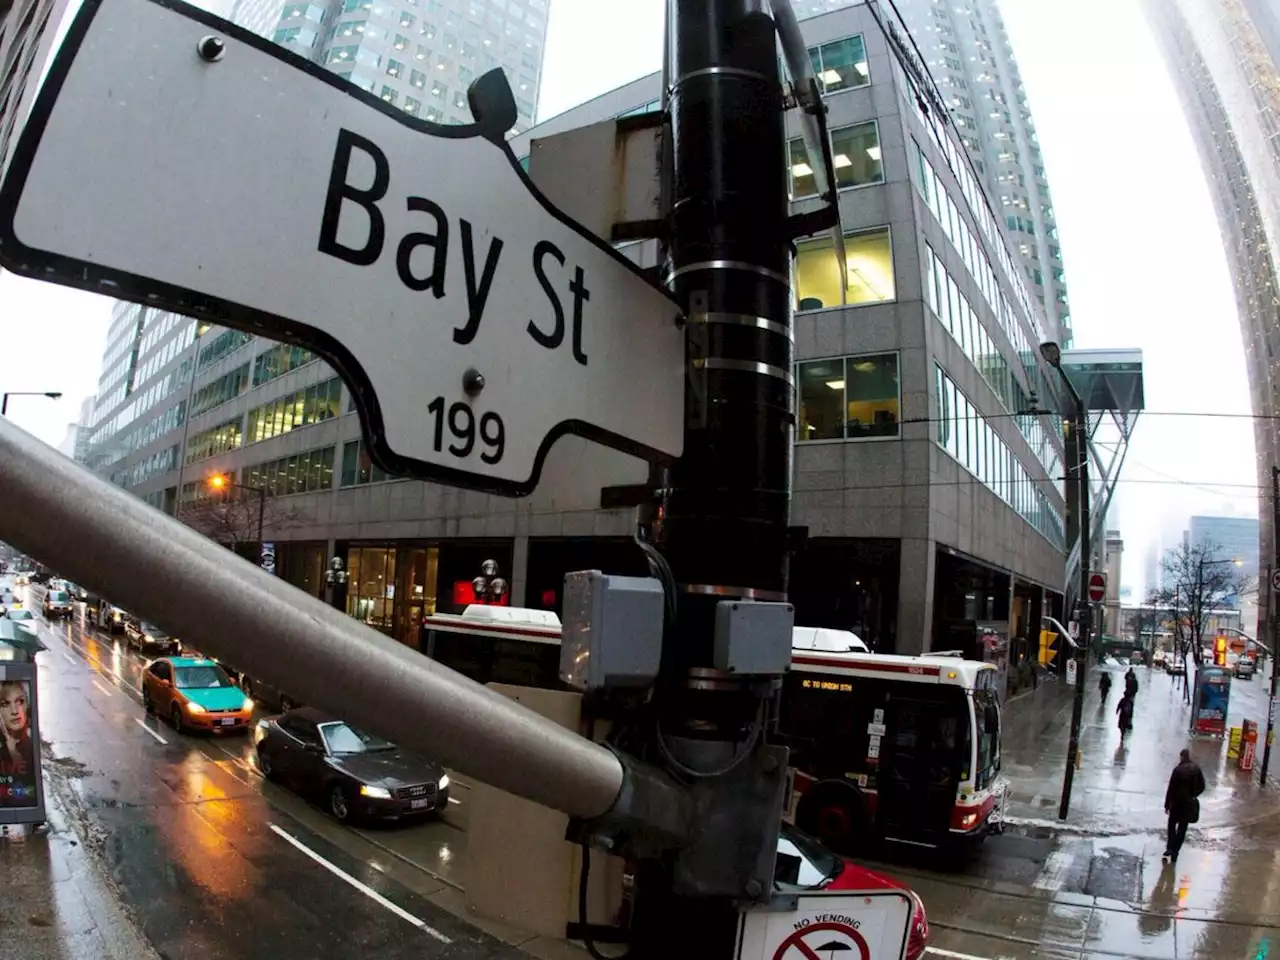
[{"x1": 0, "y1": 0, "x2": 684, "y2": 496}]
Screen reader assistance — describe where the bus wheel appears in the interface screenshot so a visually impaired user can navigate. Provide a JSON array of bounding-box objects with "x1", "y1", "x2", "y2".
[{"x1": 796, "y1": 783, "x2": 868, "y2": 855}]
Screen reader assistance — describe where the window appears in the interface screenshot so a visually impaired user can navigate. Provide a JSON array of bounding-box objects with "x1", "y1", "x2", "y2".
[
  {"x1": 410, "y1": 68, "x2": 427, "y2": 89},
  {"x1": 393, "y1": 33, "x2": 408, "y2": 50},
  {"x1": 241, "y1": 446, "x2": 335, "y2": 497},
  {"x1": 797, "y1": 353, "x2": 899, "y2": 442},
  {"x1": 795, "y1": 227, "x2": 894, "y2": 311},
  {"x1": 196, "y1": 328, "x2": 252, "y2": 373},
  {"x1": 809, "y1": 35, "x2": 869, "y2": 93},
  {"x1": 185, "y1": 416, "x2": 244, "y2": 465},
  {"x1": 252, "y1": 343, "x2": 314, "y2": 386},
  {"x1": 796, "y1": 359, "x2": 844, "y2": 441},
  {"x1": 190, "y1": 364, "x2": 249, "y2": 417},
  {"x1": 340, "y1": 439, "x2": 390, "y2": 486},
  {"x1": 404, "y1": 96, "x2": 422, "y2": 116},
  {"x1": 380, "y1": 85, "x2": 398, "y2": 105},
  {"x1": 787, "y1": 139, "x2": 817, "y2": 200},
  {"x1": 829, "y1": 122, "x2": 883, "y2": 189},
  {"x1": 245, "y1": 378, "x2": 342, "y2": 444},
  {"x1": 386, "y1": 58, "x2": 403, "y2": 77}
]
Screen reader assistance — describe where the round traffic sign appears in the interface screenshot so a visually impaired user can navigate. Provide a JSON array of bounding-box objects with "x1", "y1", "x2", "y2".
[
  {"x1": 771, "y1": 921, "x2": 871, "y2": 960},
  {"x1": 1088, "y1": 573, "x2": 1106, "y2": 603},
  {"x1": 1271, "y1": 569, "x2": 1280, "y2": 593},
  {"x1": 1229, "y1": 637, "x2": 1248, "y2": 655}
]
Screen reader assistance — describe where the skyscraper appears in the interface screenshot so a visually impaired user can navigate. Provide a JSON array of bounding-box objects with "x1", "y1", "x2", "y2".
[
  {"x1": 258, "y1": 0, "x2": 548, "y2": 134},
  {"x1": 0, "y1": 0, "x2": 72, "y2": 174},
  {"x1": 1144, "y1": 0, "x2": 1280, "y2": 593},
  {"x1": 797, "y1": 0, "x2": 1072, "y2": 345}
]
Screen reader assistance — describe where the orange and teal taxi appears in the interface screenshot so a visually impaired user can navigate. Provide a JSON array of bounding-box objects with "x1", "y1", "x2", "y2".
[{"x1": 142, "y1": 657, "x2": 254, "y2": 734}]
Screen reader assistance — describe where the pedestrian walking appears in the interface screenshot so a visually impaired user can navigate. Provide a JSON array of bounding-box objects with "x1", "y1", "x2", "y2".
[
  {"x1": 1099, "y1": 671, "x2": 1112, "y2": 700},
  {"x1": 1116, "y1": 691, "x2": 1134, "y2": 739},
  {"x1": 1163, "y1": 748, "x2": 1205, "y2": 862},
  {"x1": 1125, "y1": 667, "x2": 1139, "y2": 699}
]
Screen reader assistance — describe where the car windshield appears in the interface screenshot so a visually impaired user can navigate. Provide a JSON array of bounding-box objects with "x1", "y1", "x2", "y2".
[
  {"x1": 7, "y1": 610, "x2": 33, "y2": 620},
  {"x1": 775, "y1": 823, "x2": 843, "y2": 889},
  {"x1": 320, "y1": 722, "x2": 394, "y2": 755},
  {"x1": 174, "y1": 665, "x2": 232, "y2": 689},
  {"x1": 141, "y1": 623, "x2": 168, "y2": 637},
  {"x1": 49, "y1": 591, "x2": 68, "y2": 602}
]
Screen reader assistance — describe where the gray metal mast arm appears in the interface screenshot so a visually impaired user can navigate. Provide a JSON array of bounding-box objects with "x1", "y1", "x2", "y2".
[{"x1": 0, "y1": 417, "x2": 689, "y2": 840}]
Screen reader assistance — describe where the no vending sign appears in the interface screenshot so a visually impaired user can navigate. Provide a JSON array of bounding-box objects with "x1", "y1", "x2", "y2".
[{"x1": 736, "y1": 891, "x2": 914, "y2": 960}]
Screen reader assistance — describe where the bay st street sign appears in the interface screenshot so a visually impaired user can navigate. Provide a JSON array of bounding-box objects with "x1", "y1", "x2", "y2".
[{"x1": 0, "y1": 0, "x2": 684, "y2": 497}]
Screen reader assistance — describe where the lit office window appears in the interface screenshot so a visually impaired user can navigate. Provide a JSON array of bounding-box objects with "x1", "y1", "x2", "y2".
[
  {"x1": 795, "y1": 227, "x2": 895, "y2": 310},
  {"x1": 797, "y1": 353, "x2": 900, "y2": 442},
  {"x1": 830, "y1": 122, "x2": 883, "y2": 188},
  {"x1": 808, "y1": 35, "x2": 869, "y2": 93}
]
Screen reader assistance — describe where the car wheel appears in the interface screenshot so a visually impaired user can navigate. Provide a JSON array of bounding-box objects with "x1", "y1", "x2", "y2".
[
  {"x1": 142, "y1": 686, "x2": 154, "y2": 714},
  {"x1": 256, "y1": 746, "x2": 276, "y2": 780},
  {"x1": 328, "y1": 784, "x2": 352, "y2": 823},
  {"x1": 171, "y1": 705, "x2": 185, "y2": 735}
]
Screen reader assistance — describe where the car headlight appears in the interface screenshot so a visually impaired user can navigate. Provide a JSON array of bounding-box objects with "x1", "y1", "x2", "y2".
[
  {"x1": 241, "y1": 697, "x2": 255, "y2": 712},
  {"x1": 359, "y1": 784, "x2": 392, "y2": 799},
  {"x1": 185, "y1": 701, "x2": 206, "y2": 715},
  {"x1": 438, "y1": 774, "x2": 450, "y2": 790},
  {"x1": 253, "y1": 719, "x2": 269, "y2": 744}
]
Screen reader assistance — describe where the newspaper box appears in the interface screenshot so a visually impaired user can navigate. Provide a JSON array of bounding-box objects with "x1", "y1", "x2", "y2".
[{"x1": 1239, "y1": 719, "x2": 1258, "y2": 772}]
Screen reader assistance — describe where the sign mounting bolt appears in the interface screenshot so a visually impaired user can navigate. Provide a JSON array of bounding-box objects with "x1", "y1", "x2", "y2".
[
  {"x1": 197, "y1": 36, "x2": 226, "y2": 62},
  {"x1": 463, "y1": 368, "x2": 485, "y2": 397}
]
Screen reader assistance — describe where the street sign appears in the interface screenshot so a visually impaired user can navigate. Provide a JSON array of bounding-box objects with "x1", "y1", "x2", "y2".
[
  {"x1": 1271, "y1": 568, "x2": 1280, "y2": 593},
  {"x1": 1229, "y1": 636, "x2": 1248, "y2": 655},
  {"x1": 1066, "y1": 658, "x2": 1078, "y2": 686},
  {"x1": 1088, "y1": 572, "x2": 1106, "y2": 603},
  {"x1": 0, "y1": 0, "x2": 685, "y2": 498},
  {"x1": 736, "y1": 889, "x2": 913, "y2": 960}
]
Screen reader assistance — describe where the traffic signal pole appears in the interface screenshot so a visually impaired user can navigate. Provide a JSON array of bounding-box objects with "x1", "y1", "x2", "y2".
[
  {"x1": 1263, "y1": 466, "x2": 1280, "y2": 784},
  {"x1": 1059, "y1": 389, "x2": 1090, "y2": 820},
  {"x1": 621, "y1": 1, "x2": 795, "y2": 953}
]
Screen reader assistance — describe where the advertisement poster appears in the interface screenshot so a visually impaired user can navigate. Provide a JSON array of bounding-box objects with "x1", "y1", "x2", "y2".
[
  {"x1": 0, "y1": 662, "x2": 44, "y2": 823},
  {"x1": 1193, "y1": 667, "x2": 1232, "y2": 737}
]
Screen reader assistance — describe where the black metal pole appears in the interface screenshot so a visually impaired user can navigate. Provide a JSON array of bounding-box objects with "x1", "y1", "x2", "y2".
[
  {"x1": 256, "y1": 486, "x2": 266, "y2": 548},
  {"x1": 1, "y1": 394, "x2": 8, "y2": 416},
  {"x1": 1262, "y1": 466, "x2": 1280, "y2": 784},
  {"x1": 1059, "y1": 388, "x2": 1089, "y2": 820},
  {"x1": 628, "y1": 1, "x2": 793, "y2": 954}
]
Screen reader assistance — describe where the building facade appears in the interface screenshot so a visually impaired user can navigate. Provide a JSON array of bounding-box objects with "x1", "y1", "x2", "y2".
[
  {"x1": 257, "y1": 0, "x2": 547, "y2": 134},
  {"x1": 0, "y1": 0, "x2": 70, "y2": 172},
  {"x1": 81, "y1": 1, "x2": 1069, "y2": 662},
  {"x1": 803, "y1": 0, "x2": 1071, "y2": 345},
  {"x1": 1186, "y1": 514, "x2": 1261, "y2": 586},
  {"x1": 1144, "y1": 0, "x2": 1280, "y2": 629}
]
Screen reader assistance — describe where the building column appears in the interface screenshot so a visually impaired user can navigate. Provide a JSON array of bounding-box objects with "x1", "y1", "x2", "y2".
[
  {"x1": 509, "y1": 535, "x2": 529, "y2": 607},
  {"x1": 897, "y1": 538, "x2": 936, "y2": 655}
]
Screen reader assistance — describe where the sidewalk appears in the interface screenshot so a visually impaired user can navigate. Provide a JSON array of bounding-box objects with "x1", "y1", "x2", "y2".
[
  {"x1": 0, "y1": 775, "x2": 156, "y2": 960},
  {"x1": 999, "y1": 661, "x2": 1280, "y2": 834}
]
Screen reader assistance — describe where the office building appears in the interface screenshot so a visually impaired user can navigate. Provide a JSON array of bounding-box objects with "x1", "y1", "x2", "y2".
[
  {"x1": 799, "y1": 0, "x2": 1072, "y2": 345},
  {"x1": 1145, "y1": 0, "x2": 1280, "y2": 611},
  {"x1": 230, "y1": 0, "x2": 287, "y2": 38},
  {"x1": 0, "y1": 0, "x2": 71, "y2": 172},
  {"x1": 262, "y1": 0, "x2": 548, "y2": 134},
  {"x1": 1186, "y1": 514, "x2": 1260, "y2": 584},
  {"x1": 83, "y1": 1, "x2": 1076, "y2": 660}
]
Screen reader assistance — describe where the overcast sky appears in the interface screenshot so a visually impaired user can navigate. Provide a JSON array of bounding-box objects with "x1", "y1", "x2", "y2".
[{"x1": 1, "y1": 0, "x2": 1257, "y2": 597}]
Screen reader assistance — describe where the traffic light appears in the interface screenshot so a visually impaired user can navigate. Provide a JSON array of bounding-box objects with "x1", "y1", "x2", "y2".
[
  {"x1": 1039, "y1": 628, "x2": 1059, "y2": 666},
  {"x1": 1214, "y1": 635, "x2": 1228, "y2": 667}
]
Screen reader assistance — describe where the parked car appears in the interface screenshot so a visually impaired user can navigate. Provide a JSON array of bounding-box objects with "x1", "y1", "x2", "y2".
[
  {"x1": 41, "y1": 589, "x2": 73, "y2": 620},
  {"x1": 1167, "y1": 657, "x2": 1187, "y2": 677},
  {"x1": 1236, "y1": 657, "x2": 1256, "y2": 679},
  {"x1": 253, "y1": 708, "x2": 450, "y2": 823},
  {"x1": 237, "y1": 671, "x2": 300, "y2": 712},
  {"x1": 125, "y1": 620, "x2": 181, "y2": 655},
  {"x1": 774, "y1": 822, "x2": 929, "y2": 960}
]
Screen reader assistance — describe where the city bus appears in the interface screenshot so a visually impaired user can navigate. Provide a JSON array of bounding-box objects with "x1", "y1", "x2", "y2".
[
  {"x1": 779, "y1": 649, "x2": 1002, "y2": 854},
  {"x1": 420, "y1": 607, "x2": 1003, "y2": 854}
]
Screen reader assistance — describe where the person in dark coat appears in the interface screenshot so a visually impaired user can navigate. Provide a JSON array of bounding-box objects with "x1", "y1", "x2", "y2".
[
  {"x1": 1116, "y1": 692, "x2": 1134, "y2": 738},
  {"x1": 1163, "y1": 748, "x2": 1205, "y2": 861},
  {"x1": 1099, "y1": 671, "x2": 1112, "y2": 700},
  {"x1": 1125, "y1": 668, "x2": 1139, "y2": 699}
]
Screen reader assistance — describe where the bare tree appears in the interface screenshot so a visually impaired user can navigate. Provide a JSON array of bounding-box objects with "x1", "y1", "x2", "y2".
[
  {"x1": 180, "y1": 493, "x2": 310, "y2": 549},
  {"x1": 1146, "y1": 538, "x2": 1246, "y2": 668}
]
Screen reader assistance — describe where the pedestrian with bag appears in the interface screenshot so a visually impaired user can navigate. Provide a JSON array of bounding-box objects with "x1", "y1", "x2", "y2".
[
  {"x1": 1125, "y1": 667, "x2": 1139, "y2": 700},
  {"x1": 1163, "y1": 748, "x2": 1205, "y2": 862}
]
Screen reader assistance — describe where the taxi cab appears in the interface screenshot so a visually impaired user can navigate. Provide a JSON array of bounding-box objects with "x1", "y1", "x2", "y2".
[{"x1": 142, "y1": 657, "x2": 254, "y2": 734}]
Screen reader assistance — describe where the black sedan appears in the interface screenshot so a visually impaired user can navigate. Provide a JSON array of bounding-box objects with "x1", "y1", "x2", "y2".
[{"x1": 253, "y1": 708, "x2": 450, "y2": 823}]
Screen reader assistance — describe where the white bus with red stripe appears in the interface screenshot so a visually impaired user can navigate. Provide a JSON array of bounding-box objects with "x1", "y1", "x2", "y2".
[
  {"x1": 420, "y1": 605, "x2": 566, "y2": 689},
  {"x1": 779, "y1": 650, "x2": 1002, "y2": 855}
]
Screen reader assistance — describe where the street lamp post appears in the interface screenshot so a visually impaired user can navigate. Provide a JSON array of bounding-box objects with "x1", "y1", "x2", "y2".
[
  {"x1": 1, "y1": 392, "x2": 62, "y2": 416},
  {"x1": 1041, "y1": 341, "x2": 1090, "y2": 821},
  {"x1": 208, "y1": 474, "x2": 266, "y2": 545}
]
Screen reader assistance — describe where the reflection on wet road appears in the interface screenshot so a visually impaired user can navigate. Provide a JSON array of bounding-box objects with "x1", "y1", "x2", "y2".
[{"x1": 23, "y1": 586, "x2": 515, "y2": 960}]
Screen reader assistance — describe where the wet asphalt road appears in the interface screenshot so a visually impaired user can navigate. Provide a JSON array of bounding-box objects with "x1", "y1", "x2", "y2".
[
  {"x1": 18, "y1": 582, "x2": 522, "y2": 960},
  {"x1": 12, "y1": 578, "x2": 1280, "y2": 959}
]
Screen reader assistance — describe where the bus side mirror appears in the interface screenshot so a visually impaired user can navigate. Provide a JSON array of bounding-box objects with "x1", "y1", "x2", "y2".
[{"x1": 984, "y1": 705, "x2": 999, "y2": 735}]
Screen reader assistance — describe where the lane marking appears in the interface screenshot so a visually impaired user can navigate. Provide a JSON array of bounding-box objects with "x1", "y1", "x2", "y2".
[
  {"x1": 268, "y1": 823, "x2": 450, "y2": 943},
  {"x1": 448, "y1": 797, "x2": 460, "y2": 805},
  {"x1": 1032, "y1": 849, "x2": 1072, "y2": 893},
  {"x1": 91, "y1": 680, "x2": 114, "y2": 698},
  {"x1": 60, "y1": 651, "x2": 75, "y2": 665},
  {"x1": 134, "y1": 718, "x2": 169, "y2": 745}
]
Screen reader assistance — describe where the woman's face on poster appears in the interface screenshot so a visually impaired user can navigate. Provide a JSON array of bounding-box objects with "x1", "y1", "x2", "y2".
[{"x1": 0, "y1": 683, "x2": 28, "y2": 736}]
